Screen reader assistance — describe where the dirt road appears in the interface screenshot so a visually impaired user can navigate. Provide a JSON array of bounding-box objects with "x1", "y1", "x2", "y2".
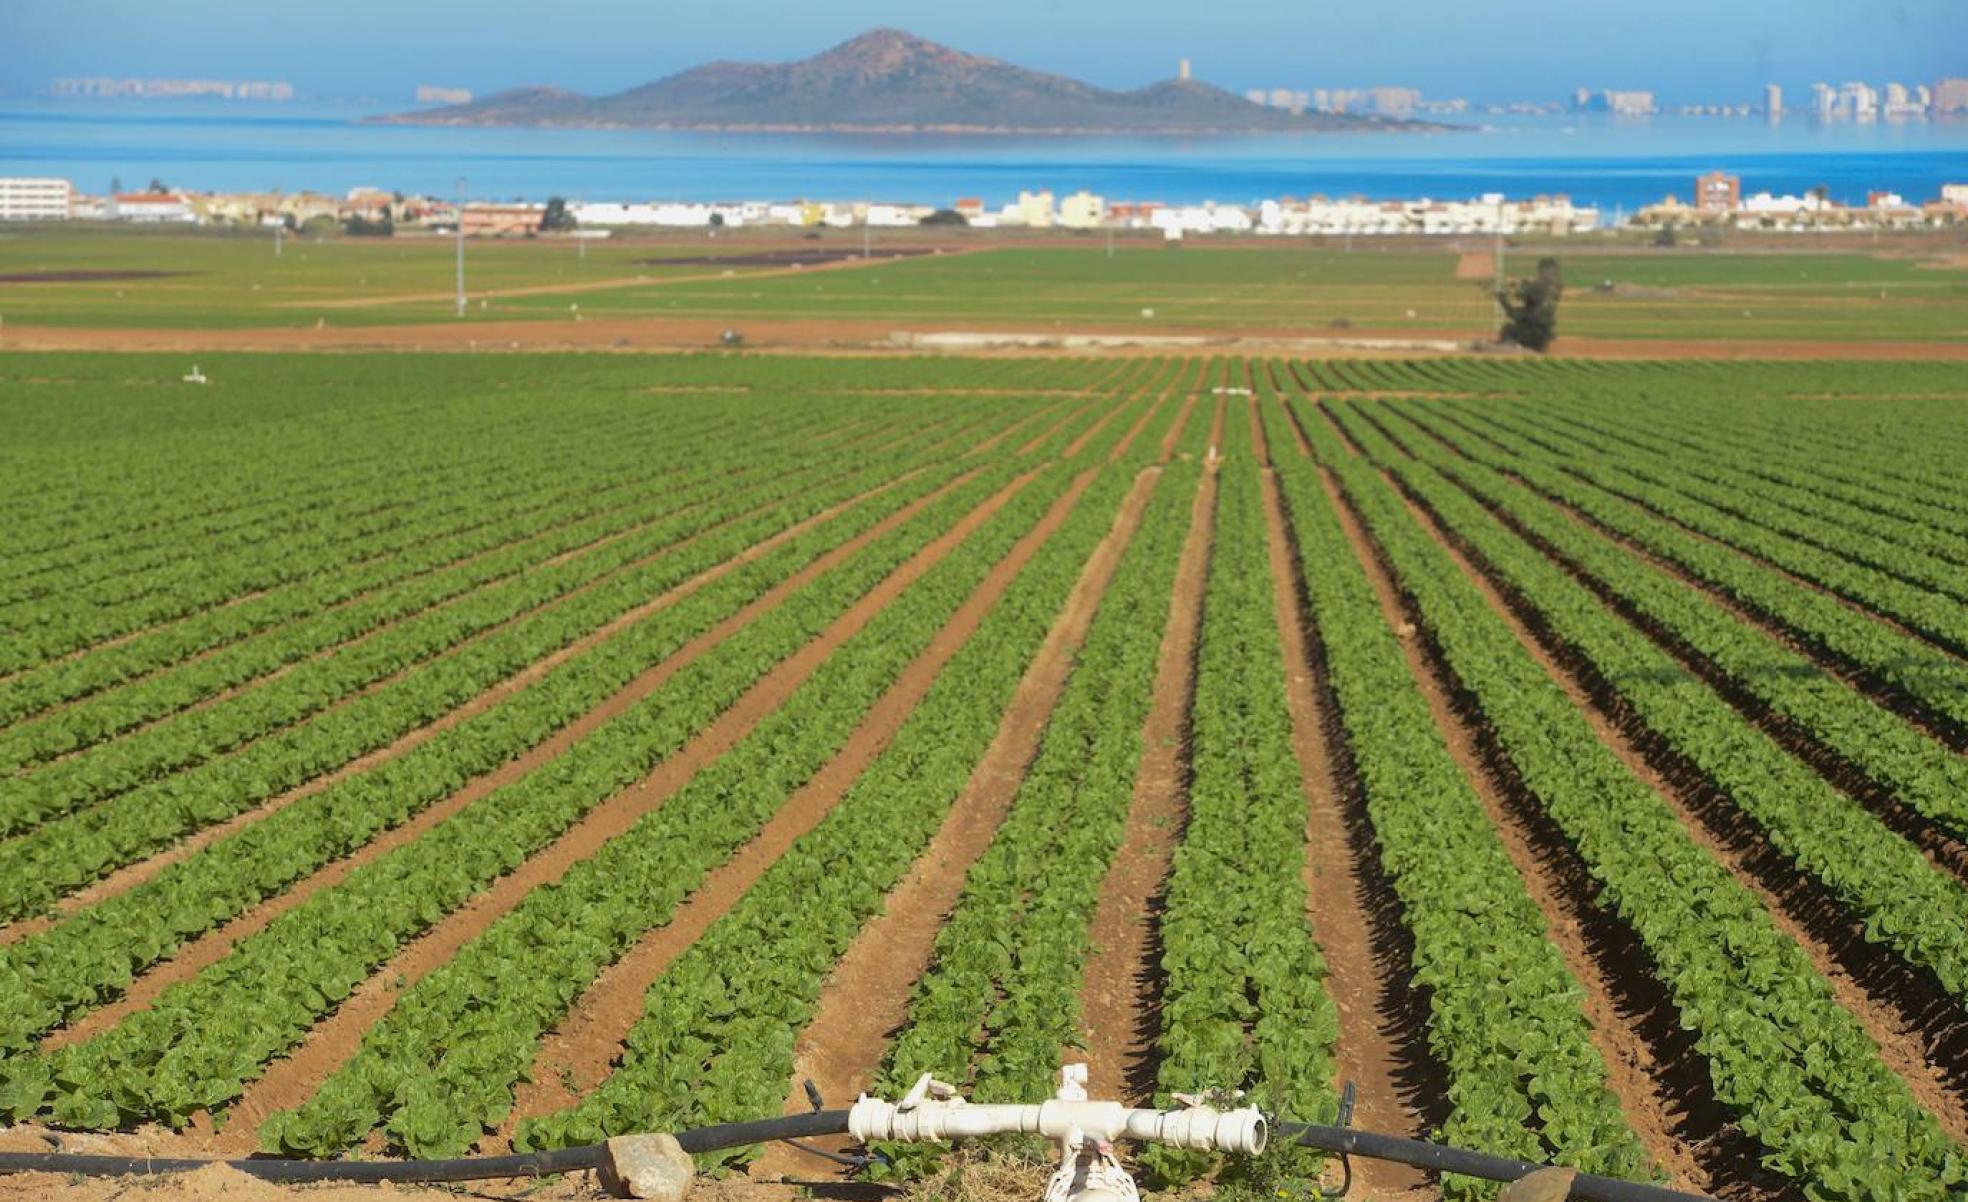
[{"x1": 7, "y1": 315, "x2": 1965, "y2": 359}]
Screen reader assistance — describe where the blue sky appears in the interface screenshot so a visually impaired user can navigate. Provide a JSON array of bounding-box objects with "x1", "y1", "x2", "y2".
[{"x1": 2, "y1": 0, "x2": 1957, "y2": 104}]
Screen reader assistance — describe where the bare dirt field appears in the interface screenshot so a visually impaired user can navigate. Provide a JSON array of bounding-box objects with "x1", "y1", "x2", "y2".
[{"x1": 9, "y1": 315, "x2": 1967, "y2": 359}]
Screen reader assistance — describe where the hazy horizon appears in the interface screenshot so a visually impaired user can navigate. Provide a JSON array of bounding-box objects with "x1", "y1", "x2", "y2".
[{"x1": 2, "y1": 0, "x2": 1959, "y2": 107}]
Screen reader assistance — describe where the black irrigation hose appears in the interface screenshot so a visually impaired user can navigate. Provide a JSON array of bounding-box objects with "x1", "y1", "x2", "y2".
[
  {"x1": 0, "y1": 1111, "x2": 1720, "y2": 1200},
  {"x1": 0, "y1": 1110, "x2": 852, "y2": 1185},
  {"x1": 1276, "y1": 1121, "x2": 1717, "y2": 1202},
  {"x1": 0, "y1": 1145, "x2": 607, "y2": 1184}
]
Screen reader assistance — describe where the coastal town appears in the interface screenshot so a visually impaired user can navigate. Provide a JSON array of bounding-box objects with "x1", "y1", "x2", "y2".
[
  {"x1": 51, "y1": 72, "x2": 1968, "y2": 124},
  {"x1": 1, "y1": 173, "x2": 1964, "y2": 238}
]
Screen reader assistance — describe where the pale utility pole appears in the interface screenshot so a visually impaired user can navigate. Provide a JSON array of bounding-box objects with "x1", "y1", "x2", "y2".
[
  {"x1": 863, "y1": 204, "x2": 871, "y2": 260},
  {"x1": 1492, "y1": 197, "x2": 1507, "y2": 325},
  {"x1": 274, "y1": 219, "x2": 283, "y2": 258},
  {"x1": 455, "y1": 177, "x2": 468, "y2": 319}
]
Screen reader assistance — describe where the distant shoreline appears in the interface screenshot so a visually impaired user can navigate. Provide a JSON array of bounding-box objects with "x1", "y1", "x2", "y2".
[
  {"x1": 364, "y1": 115, "x2": 1458, "y2": 136},
  {"x1": 11, "y1": 100, "x2": 1963, "y2": 213}
]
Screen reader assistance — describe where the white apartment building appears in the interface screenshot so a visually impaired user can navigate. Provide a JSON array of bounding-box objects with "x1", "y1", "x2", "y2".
[
  {"x1": 1837, "y1": 81, "x2": 1879, "y2": 120},
  {"x1": 1058, "y1": 191, "x2": 1105, "y2": 229},
  {"x1": 1012, "y1": 190, "x2": 1055, "y2": 228},
  {"x1": 1368, "y1": 87, "x2": 1421, "y2": 116},
  {"x1": 0, "y1": 177, "x2": 74, "y2": 221}
]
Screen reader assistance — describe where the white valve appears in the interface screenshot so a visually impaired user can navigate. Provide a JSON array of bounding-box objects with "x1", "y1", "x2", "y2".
[{"x1": 848, "y1": 1061, "x2": 1267, "y2": 1202}]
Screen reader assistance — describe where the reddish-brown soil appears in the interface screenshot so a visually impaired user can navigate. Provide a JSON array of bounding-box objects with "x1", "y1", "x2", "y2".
[
  {"x1": 741, "y1": 464, "x2": 1162, "y2": 1179},
  {"x1": 1340, "y1": 470, "x2": 1719, "y2": 1190},
  {"x1": 1311, "y1": 451, "x2": 1739, "y2": 1193},
  {"x1": 5, "y1": 473, "x2": 927, "y2": 952},
  {"x1": 1155, "y1": 387, "x2": 1201, "y2": 463},
  {"x1": 1076, "y1": 464, "x2": 1213, "y2": 1103},
  {"x1": 1204, "y1": 394, "x2": 1226, "y2": 462},
  {"x1": 1381, "y1": 464, "x2": 1968, "y2": 1153},
  {"x1": 1250, "y1": 439, "x2": 1433, "y2": 1191},
  {"x1": 199, "y1": 468, "x2": 1042, "y2": 1153},
  {"x1": 1100, "y1": 391, "x2": 1168, "y2": 464},
  {"x1": 500, "y1": 464, "x2": 1121, "y2": 1153},
  {"x1": 1453, "y1": 252, "x2": 1495, "y2": 281},
  {"x1": 1272, "y1": 393, "x2": 1317, "y2": 459},
  {"x1": 9, "y1": 315, "x2": 1966, "y2": 359}
]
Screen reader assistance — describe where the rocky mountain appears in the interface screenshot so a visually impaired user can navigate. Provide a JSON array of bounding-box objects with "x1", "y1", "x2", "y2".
[{"x1": 378, "y1": 29, "x2": 1428, "y2": 134}]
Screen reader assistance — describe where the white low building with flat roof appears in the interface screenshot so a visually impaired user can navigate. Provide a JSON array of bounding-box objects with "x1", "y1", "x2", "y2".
[
  {"x1": 0, "y1": 178, "x2": 74, "y2": 221},
  {"x1": 108, "y1": 192, "x2": 197, "y2": 223},
  {"x1": 1152, "y1": 202, "x2": 1253, "y2": 235},
  {"x1": 570, "y1": 202, "x2": 663, "y2": 225},
  {"x1": 865, "y1": 204, "x2": 923, "y2": 227},
  {"x1": 1256, "y1": 192, "x2": 1598, "y2": 236}
]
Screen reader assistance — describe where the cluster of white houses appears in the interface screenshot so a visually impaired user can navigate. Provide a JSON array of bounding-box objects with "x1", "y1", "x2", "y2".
[
  {"x1": 568, "y1": 191, "x2": 1602, "y2": 236},
  {"x1": 1633, "y1": 172, "x2": 1968, "y2": 231},
  {"x1": 0, "y1": 179, "x2": 1604, "y2": 237},
  {"x1": 3, "y1": 175, "x2": 1963, "y2": 237}
]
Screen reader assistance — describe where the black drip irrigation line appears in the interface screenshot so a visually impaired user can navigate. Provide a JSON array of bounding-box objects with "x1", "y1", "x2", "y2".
[
  {"x1": 0, "y1": 1111, "x2": 1719, "y2": 1201},
  {"x1": 0, "y1": 1145, "x2": 606, "y2": 1185},
  {"x1": 0, "y1": 1110, "x2": 850, "y2": 1185},
  {"x1": 1276, "y1": 1121, "x2": 1717, "y2": 1202}
]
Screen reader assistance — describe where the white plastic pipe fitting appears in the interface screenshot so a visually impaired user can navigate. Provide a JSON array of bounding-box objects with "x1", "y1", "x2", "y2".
[{"x1": 846, "y1": 1076, "x2": 1266, "y2": 1156}]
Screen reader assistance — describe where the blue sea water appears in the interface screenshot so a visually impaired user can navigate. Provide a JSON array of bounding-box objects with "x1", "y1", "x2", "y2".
[{"x1": 2, "y1": 98, "x2": 1964, "y2": 215}]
